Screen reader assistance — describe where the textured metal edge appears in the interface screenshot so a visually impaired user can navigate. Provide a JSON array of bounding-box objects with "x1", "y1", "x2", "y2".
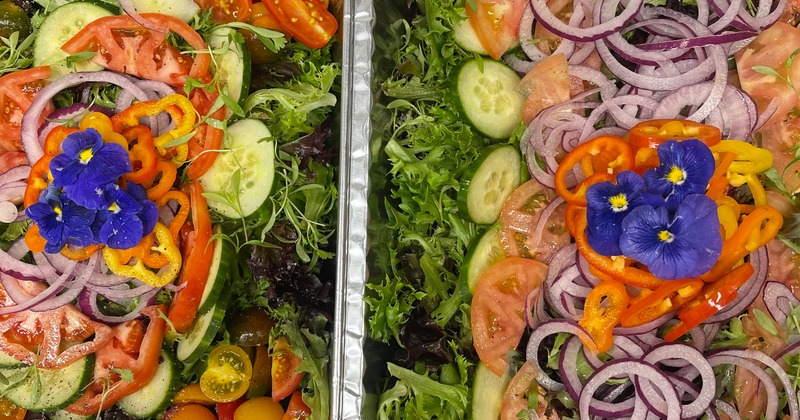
[{"x1": 331, "y1": 0, "x2": 374, "y2": 416}]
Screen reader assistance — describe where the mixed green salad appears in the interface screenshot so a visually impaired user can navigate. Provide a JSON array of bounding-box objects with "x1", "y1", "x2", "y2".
[
  {"x1": 367, "y1": 0, "x2": 800, "y2": 418},
  {"x1": 0, "y1": 0, "x2": 339, "y2": 419}
]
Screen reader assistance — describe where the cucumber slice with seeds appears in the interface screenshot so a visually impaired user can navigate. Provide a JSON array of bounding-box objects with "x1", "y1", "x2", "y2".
[
  {"x1": 3, "y1": 354, "x2": 94, "y2": 412},
  {"x1": 460, "y1": 224, "x2": 506, "y2": 294},
  {"x1": 458, "y1": 145, "x2": 523, "y2": 225},
  {"x1": 453, "y1": 59, "x2": 524, "y2": 139}
]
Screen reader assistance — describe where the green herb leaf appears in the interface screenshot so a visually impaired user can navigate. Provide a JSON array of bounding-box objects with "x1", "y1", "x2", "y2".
[
  {"x1": 753, "y1": 308, "x2": 780, "y2": 336},
  {"x1": 62, "y1": 51, "x2": 97, "y2": 70},
  {"x1": 163, "y1": 129, "x2": 199, "y2": 148},
  {"x1": 222, "y1": 22, "x2": 287, "y2": 53},
  {"x1": 752, "y1": 65, "x2": 783, "y2": 78},
  {"x1": 110, "y1": 368, "x2": 134, "y2": 382}
]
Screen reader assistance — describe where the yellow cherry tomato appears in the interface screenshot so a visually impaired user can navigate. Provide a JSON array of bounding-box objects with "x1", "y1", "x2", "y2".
[
  {"x1": 164, "y1": 404, "x2": 218, "y2": 420},
  {"x1": 200, "y1": 345, "x2": 253, "y2": 403},
  {"x1": 233, "y1": 397, "x2": 284, "y2": 420}
]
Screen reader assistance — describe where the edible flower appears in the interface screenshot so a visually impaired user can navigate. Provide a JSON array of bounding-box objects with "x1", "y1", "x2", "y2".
[
  {"x1": 49, "y1": 128, "x2": 131, "y2": 209},
  {"x1": 585, "y1": 171, "x2": 663, "y2": 256},
  {"x1": 25, "y1": 189, "x2": 96, "y2": 254},
  {"x1": 643, "y1": 140, "x2": 714, "y2": 210},
  {"x1": 619, "y1": 194, "x2": 722, "y2": 280},
  {"x1": 96, "y1": 183, "x2": 158, "y2": 249}
]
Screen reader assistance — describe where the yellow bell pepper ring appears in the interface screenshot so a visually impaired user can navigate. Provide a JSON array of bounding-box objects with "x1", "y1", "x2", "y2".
[
  {"x1": 710, "y1": 140, "x2": 773, "y2": 174},
  {"x1": 102, "y1": 223, "x2": 182, "y2": 287}
]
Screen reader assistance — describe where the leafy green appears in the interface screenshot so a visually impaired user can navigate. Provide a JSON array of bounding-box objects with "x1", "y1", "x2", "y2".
[
  {"x1": 0, "y1": 31, "x2": 34, "y2": 76},
  {"x1": 365, "y1": 276, "x2": 426, "y2": 344},
  {"x1": 272, "y1": 305, "x2": 331, "y2": 420},
  {"x1": 709, "y1": 315, "x2": 750, "y2": 349},
  {"x1": 753, "y1": 308, "x2": 779, "y2": 336},
  {"x1": 245, "y1": 44, "x2": 339, "y2": 142},
  {"x1": 377, "y1": 351, "x2": 470, "y2": 419}
]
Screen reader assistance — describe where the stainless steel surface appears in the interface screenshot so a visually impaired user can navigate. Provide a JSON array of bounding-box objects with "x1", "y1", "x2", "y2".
[{"x1": 332, "y1": 0, "x2": 374, "y2": 417}]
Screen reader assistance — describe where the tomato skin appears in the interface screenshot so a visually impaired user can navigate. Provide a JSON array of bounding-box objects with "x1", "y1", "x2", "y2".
[
  {"x1": 471, "y1": 258, "x2": 548, "y2": 376},
  {"x1": 262, "y1": 0, "x2": 337, "y2": 49},
  {"x1": 234, "y1": 397, "x2": 284, "y2": 420},
  {"x1": 0, "y1": 397, "x2": 25, "y2": 420},
  {"x1": 466, "y1": 0, "x2": 528, "y2": 60},
  {"x1": 200, "y1": 345, "x2": 253, "y2": 403},
  {"x1": 195, "y1": 0, "x2": 252, "y2": 23},
  {"x1": 246, "y1": 345, "x2": 272, "y2": 398},
  {"x1": 168, "y1": 182, "x2": 214, "y2": 333},
  {"x1": 172, "y1": 384, "x2": 216, "y2": 406},
  {"x1": 271, "y1": 337, "x2": 303, "y2": 402},
  {"x1": 283, "y1": 391, "x2": 311, "y2": 420},
  {"x1": 66, "y1": 306, "x2": 166, "y2": 415},
  {"x1": 216, "y1": 397, "x2": 245, "y2": 420},
  {"x1": 61, "y1": 14, "x2": 210, "y2": 87},
  {"x1": 0, "y1": 66, "x2": 52, "y2": 154},
  {"x1": 164, "y1": 404, "x2": 218, "y2": 420},
  {"x1": 500, "y1": 362, "x2": 544, "y2": 420}
]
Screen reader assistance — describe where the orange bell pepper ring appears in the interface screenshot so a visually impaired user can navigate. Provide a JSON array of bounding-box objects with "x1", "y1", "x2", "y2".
[
  {"x1": 23, "y1": 155, "x2": 54, "y2": 207},
  {"x1": 628, "y1": 119, "x2": 721, "y2": 149},
  {"x1": 618, "y1": 278, "x2": 704, "y2": 327},
  {"x1": 156, "y1": 190, "x2": 190, "y2": 244},
  {"x1": 663, "y1": 262, "x2": 754, "y2": 342},
  {"x1": 79, "y1": 112, "x2": 128, "y2": 150},
  {"x1": 25, "y1": 224, "x2": 47, "y2": 253},
  {"x1": 145, "y1": 160, "x2": 178, "y2": 202},
  {"x1": 43, "y1": 126, "x2": 79, "y2": 156},
  {"x1": 579, "y1": 278, "x2": 630, "y2": 353},
  {"x1": 554, "y1": 136, "x2": 635, "y2": 207},
  {"x1": 61, "y1": 244, "x2": 104, "y2": 261},
  {"x1": 700, "y1": 205, "x2": 782, "y2": 282},
  {"x1": 121, "y1": 125, "x2": 159, "y2": 184}
]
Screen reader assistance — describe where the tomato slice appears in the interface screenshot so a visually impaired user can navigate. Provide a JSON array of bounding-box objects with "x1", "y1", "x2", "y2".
[
  {"x1": 283, "y1": 391, "x2": 311, "y2": 420},
  {"x1": 500, "y1": 362, "x2": 546, "y2": 420},
  {"x1": 168, "y1": 182, "x2": 214, "y2": 333},
  {"x1": 466, "y1": 0, "x2": 528, "y2": 60},
  {"x1": 216, "y1": 397, "x2": 245, "y2": 420},
  {"x1": 516, "y1": 53, "x2": 571, "y2": 123},
  {"x1": 272, "y1": 337, "x2": 303, "y2": 402},
  {"x1": 471, "y1": 258, "x2": 548, "y2": 376},
  {"x1": 262, "y1": 0, "x2": 337, "y2": 49},
  {"x1": 499, "y1": 179, "x2": 570, "y2": 264},
  {"x1": 186, "y1": 85, "x2": 225, "y2": 180},
  {"x1": 195, "y1": 0, "x2": 252, "y2": 23},
  {"x1": 66, "y1": 306, "x2": 166, "y2": 415},
  {"x1": 200, "y1": 345, "x2": 253, "y2": 403},
  {"x1": 0, "y1": 66, "x2": 52, "y2": 154},
  {"x1": 61, "y1": 14, "x2": 210, "y2": 87}
]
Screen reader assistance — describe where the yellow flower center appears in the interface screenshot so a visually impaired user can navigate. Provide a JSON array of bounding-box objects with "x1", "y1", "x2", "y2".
[
  {"x1": 79, "y1": 148, "x2": 94, "y2": 164},
  {"x1": 53, "y1": 204, "x2": 63, "y2": 221},
  {"x1": 666, "y1": 165, "x2": 686, "y2": 184},
  {"x1": 657, "y1": 230, "x2": 674, "y2": 243},
  {"x1": 608, "y1": 194, "x2": 629, "y2": 212},
  {"x1": 108, "y1": 202, "x2": 120, "y2": 213}
]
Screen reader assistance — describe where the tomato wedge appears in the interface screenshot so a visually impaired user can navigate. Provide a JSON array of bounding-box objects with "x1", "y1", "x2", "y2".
[
  {"x1": 262, "y1": 0, "x2": 337, "y2": 49},
  {"x1": 283, "y1": 391, "x2": 311, "y2": 420},
  {"x1": 66, "y1": 306, "x2": 166, "y2": 415},
  {"x1": 168, "y1": 182, "x2": 214, "y2": 333},
  {"x1": 194, "y1": 0, "x2": 252, "y2": 23},
  {"x1": 500, "y1": 362, "x2": 546, "y2": 420},
  {"x1": 61, "y1": 14, "x2": 210, "y2": 87},
  {"x1": 272, "y1": 337, "x2": 303, "y2": 402},
  {"x1": 471, "y1": 257, "x2": 548, "y2": 376},
  {"x1": 466, "y1": 0, "x2": 528, "y2": 60}
]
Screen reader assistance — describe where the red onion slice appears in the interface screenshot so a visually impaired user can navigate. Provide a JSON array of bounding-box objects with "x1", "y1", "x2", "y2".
[
  {"x1": 118, "y1": 0, "x2": 168, "y2": 33},
  {"x1": 763, "y1": 281, "x2": 800, "y2": 329},
  {"x1": 0, "y1": 247, "x2": 44, "y2": 281},
  {"x1": 640, "y1": 343, "x2": 716, "y2": 418},
  {"x1": 78, "y1": 287, "x2": 159, "y2": 324},
  {"x1": 526, "y1": 319, "x2": 595, "y2": 391},
  {"x1": 31, "y1": 253, "x2": 98, "y2": 312},
  {"x1": 21, "y1": 71, "x2": 151, "y2": 165},
  {"x1": 706, "y1": 246, "x2": 768, "y2": 323},
  {"x1": 531, "y1": 0, "x2": 644, "y2": 42},
  {"x1": 706, "y1": 354, "x2": 780, "y2": 419}
]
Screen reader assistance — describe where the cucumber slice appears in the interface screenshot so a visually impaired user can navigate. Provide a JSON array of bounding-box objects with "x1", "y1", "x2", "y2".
[
  {"x1": 176, "y1": 288, "x2": 230, "y2": 365},
  {"x1": 118, "y1": 350, "x2": 181, "y2": 418},
  {"x1": 208, "y1": 27, "x2": 251, "y2": 107},
  {"x1": 33, "y1": 2, "x2": 114, "y2": 76},
  {"x1": 3, "y1": 354, "x2": 94, "y2": 412},
  {"x1": 48, "y1": 410, "x2": 92, "y2": 420},
  {"x1": 472, "y1": 361, "x2": 512, "y2": 420},
  {"x1": 131, "y1": 0, "x2": 200, "y2": 22},
  {"x1": 460, "y1": 224, "x2": 506, "y2": 294},
  {"x1": 453, "y1": 59, "x2": 524, "y2": 139},
  {"x1": 458, "y1": 145, "x2": 522, "y2": 224},
  {"x1": 197, "y1": 228, "x2": 232, "y2": 314},
  {"x1": 198, "y1": 119, "x2": 275, "y2": 219},
  {"x1": 454, "y1": 15, "x2": 488, "y2": 55},
  {"x1": 0, "y1": 351, "x2": 24, "y2": 368}
]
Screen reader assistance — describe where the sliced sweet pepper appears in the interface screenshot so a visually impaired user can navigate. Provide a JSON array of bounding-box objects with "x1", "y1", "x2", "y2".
[
  {"x1": 618, "y1": 278, "x2": 704, "y2": 327},
  {"x1": 101, "y1": 223, "x2": 181, "y2": 287},
  {"x1": 121, "y1": 125, "x2": 159, "y2": 184},
  {"x1": 145, "y1": 160, "x2": 178, "y2": 201},
  {"x1": 78, "y1": 112, "x2": 128, "y2": 150},
  {"x1": 578, "y1": 278, "x2": 629, "y2": 353},
  {"x1": 554, "y1": 136, "x2": 635, "y2": 207},
  {"x1": 663, "y1": 262, "x2": 754, "y2": 341},
  {"x1": 156, "y1": 190, "x2": 190, "y2": 244},
  {"x1": 23, "y1": 154, "x2": 53, "y2": 207},
  {"x1": 629, "y1": 119, "x2": 721, "y2": 149}
]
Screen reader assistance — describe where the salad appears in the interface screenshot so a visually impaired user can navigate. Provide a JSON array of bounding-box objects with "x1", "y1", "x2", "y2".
[
  {"x1": 366, "y1": 0, "x2": 800, "y2": 418},
  {"x1": 0, "y1": 0, "x2": 339, "y2": 419}
]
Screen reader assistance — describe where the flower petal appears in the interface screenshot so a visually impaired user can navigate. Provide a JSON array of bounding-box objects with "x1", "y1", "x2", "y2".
[
  {"x1": 63, "y1": 182, "x2": 110, "y2": 210},
  {"x1": 83, "y1": 143, "x2": 132, "y2": 185},
  {"x1": 138, "y1": 201, "x2": 158, "y2": 236},
  {"x1": 61, "y1": 129, "x2": 103, "y2": 158},
  {"x1": 107, "y1": 184, "x2": 143, "y2": 214},
  {"x1": 49, "y1": 154, "x2": 83, "y2": 187},
  {"x1": 100, "y1": 213, "x2": 144, "y2": 249}
]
